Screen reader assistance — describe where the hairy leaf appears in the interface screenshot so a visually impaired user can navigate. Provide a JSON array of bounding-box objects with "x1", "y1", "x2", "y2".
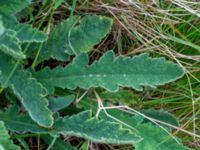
[
  {"x1": 1, "y1": 13, "x2": 47, "y2": 43},
  {"x1": 51, "y1": 111, "x2": 142, "y2": 144},
  {"x1": 99, "y1": 110, "x2": 189, "y2": 150},
  {"x1": 64, "y1": 15, "x2": 113, "y2": 55},
  {"x1": 0, "y1": 29, "x2": 25, "y2": 59},
  {"x1": 29, "y1": 16, "x2": 78, "y2": 63},
  {"x1": 33, "y1": 51, "x2": 184, "y2": 93},
  {"x1": 80, "y1": 99, "x2": 189, "y2": 149},
  {"x1": 11, "y1": 70, "x2": 54, "y2": 127},
  {"x1": 48, "y1": 95, "x2": 75, "y2": 112},
  {"x1": 29, "y1": 15, "x2": 113, "y2": 64},
  {"x1": 0, "y1": 106, "x2": 48, "y2": 133},
  {"x1": 0, "y1": 54, "x2": 53, "y2": 127},
  {"x1": 0, "y1": 0, "x2": 31, "y2": 14},
  {"x1": 135, "y1": 123, "x2": 190, "y2": 150},
  {"x1": 0, "y1": 121, "x2": 21, "y2": 150},
  {"x1": 14, "y1": 23, "x2": 47, "y2": 43},
  {"x1": 0, "y1": 106, "x2": 142, "y2": 145}
]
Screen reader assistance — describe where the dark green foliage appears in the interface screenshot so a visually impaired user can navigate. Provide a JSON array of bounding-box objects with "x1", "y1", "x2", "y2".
[{"x1": 0, "y1": 0, "x2": 190, "y2": 149}]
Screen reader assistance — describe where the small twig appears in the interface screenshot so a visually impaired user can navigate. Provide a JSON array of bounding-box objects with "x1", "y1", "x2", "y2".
[
  {"x1": 46, "y1": 136, "x2": 57, "y2": 150},
  {"x1": 76, "y1": 90, "x2": 89, "y2": 104}
]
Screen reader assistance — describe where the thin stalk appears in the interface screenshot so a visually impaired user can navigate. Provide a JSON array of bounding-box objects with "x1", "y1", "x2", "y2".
[
  {"x1": 70, "y1": 0, "x2": 77, "y2": 17},
  {"x1": 31, "y1": 8, "x2": 54, "y2": 69},
  {"x1": 31, "y1": 42, "x2": 43, "y2": 69},
  {"x1": 1, "y1": 61, "x2": 20, "y2": 89},
  {"x1": 37, "y1": 135, "x2": 40, "y2": 150},
  {"x1": 46, "y1": 136, "x2": 57, "y2": 150}
]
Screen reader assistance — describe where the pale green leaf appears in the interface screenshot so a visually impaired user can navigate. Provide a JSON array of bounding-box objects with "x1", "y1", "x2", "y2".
[
  {"x1": 11, "y1": 70, "x2": 54, "y2": 127},
  {"x1": 80, "y1": 100, "x2": 189, "y2": 150},
  {"x1": 135, "y1": 123, "x2": 190, "y2": 150},
  {"x1": 64, "y1": 15, "x2": 113, "y2": 55},
  {"x1": 99, "y1": 109, "x2": 189, "y2": 150},
  {"x1": 51, "y1": 111, "x2": 142, "y2": 144},
  {"x1": 29, "y1": 15, "x2": 113, "y2": 64},
  {"x1": 0, "y1": 106, "x2": 142, "y2": 145},
  {"x1": 0, "y1": 106, "x2": 49, "y2": 133},
  {"x1": 0, "y1": 0, "x2": 31, "y2": 14},
  {"x1": 1, "y1": 13, "x2": 47, "y2": 43},
  {"x1": 0, "y1": 29, "x2": 25, "y2": 59},
  {"x1": 0, "y1": 121, "x2": 21, "y2": 150},
  {"x1": 28, "y1": 16, "x2": 78, "y2": 63},
  {"x1": 14, "y1": 23, "x2": 47, "y2": 43},
  {"x1": 0, "y1": 54, "x2": 54, "y2": 127},
  {"x1": 0, "y1": 13, "x2": 17, "y2": 27},
  {"x1": 48, "y1": 95, "x2": 75, "y2": 112},
  {"x1": 33, "y1": 51, "x2": 184, "y2": 94}
]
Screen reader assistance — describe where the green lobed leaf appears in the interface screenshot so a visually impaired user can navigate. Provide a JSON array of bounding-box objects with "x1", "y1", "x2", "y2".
[
  {"x1": 64, "y1": 15, "x2": 113, "y2": 55},
  {"x1": 28, "y1": 15, "x2": 113, "y2": 64},
  {"x1": 0, "y1": 29, "x2": 25, "y2": 59},
  {"x1": 33, "y1": 51, "x2": 184, "y2": 94},
  {"x1": 80, "y1": 99, "x2": 189, "y2": 150},
  {"x1": 28, "y1": 16, "x2": 78, "y2": 64},
  {"x1": 14, "y1": 23, "x2": 47, "y2": 43},
  {"x1": 48, "y1": 95, "x2": 75, "y2": 112},
  {"x1": 0, "y1": 102, "x2": 188, "y2": 149},
  {"x1": 11, "y1": 70, "x2": 54, "y2": 127},
  {"x1": 1, "y1": 13, "x2": 47, "y2": 43},
  {"x1": 0, "y1": 121, "x2": 21, "y2": 150},
  {"x1": 0, "y1": 0, "x2": 31, "y2": 14},
  {"x1": 51, "y1": 111, "x2": 142, "y2": 144},
  {"x1": 0, "y1": 106, "x2": 142, "y2": 145},
  {"x1": 98, "y1": 109, "x2": 189, "y2": 150},
  {"x1": 0, "y1": 14, "x2": 46, "y2": 60},
  {"x1": 135, "y1": 123, "x2": 190, "y2": 150},
  {"x1": 0, "y1": 13, "x2": 17, "y2": 27},
  {"x1": 0, "y1": 106, "x2": 49, "y2": 133},
  {"x1": 0, "y1": 54, "x2": 53, "y2": 127}
]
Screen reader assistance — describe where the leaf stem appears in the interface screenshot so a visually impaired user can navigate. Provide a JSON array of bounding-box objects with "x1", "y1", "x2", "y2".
[
  {"x1": 37, "y1": 135, "x2": 40, "y2": 150},
  {"x1": 31, "y1": 43, "x2": 43, "y2": 69},
  {"x1": 70, "y1": 0, "x2": 77, "y2": 17},
  {"x1": 0, "y1": 60, "x2": 21, "y2": 95},
  {"x1": 31, "y1": 6, "x2": 54, "y2": 69},
  {"x1": 46, "y1": 136, "x2": 57, "y2": 150},
  {"x1": 2, "y1": 61, "x2": 20, "y2": 88}
]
